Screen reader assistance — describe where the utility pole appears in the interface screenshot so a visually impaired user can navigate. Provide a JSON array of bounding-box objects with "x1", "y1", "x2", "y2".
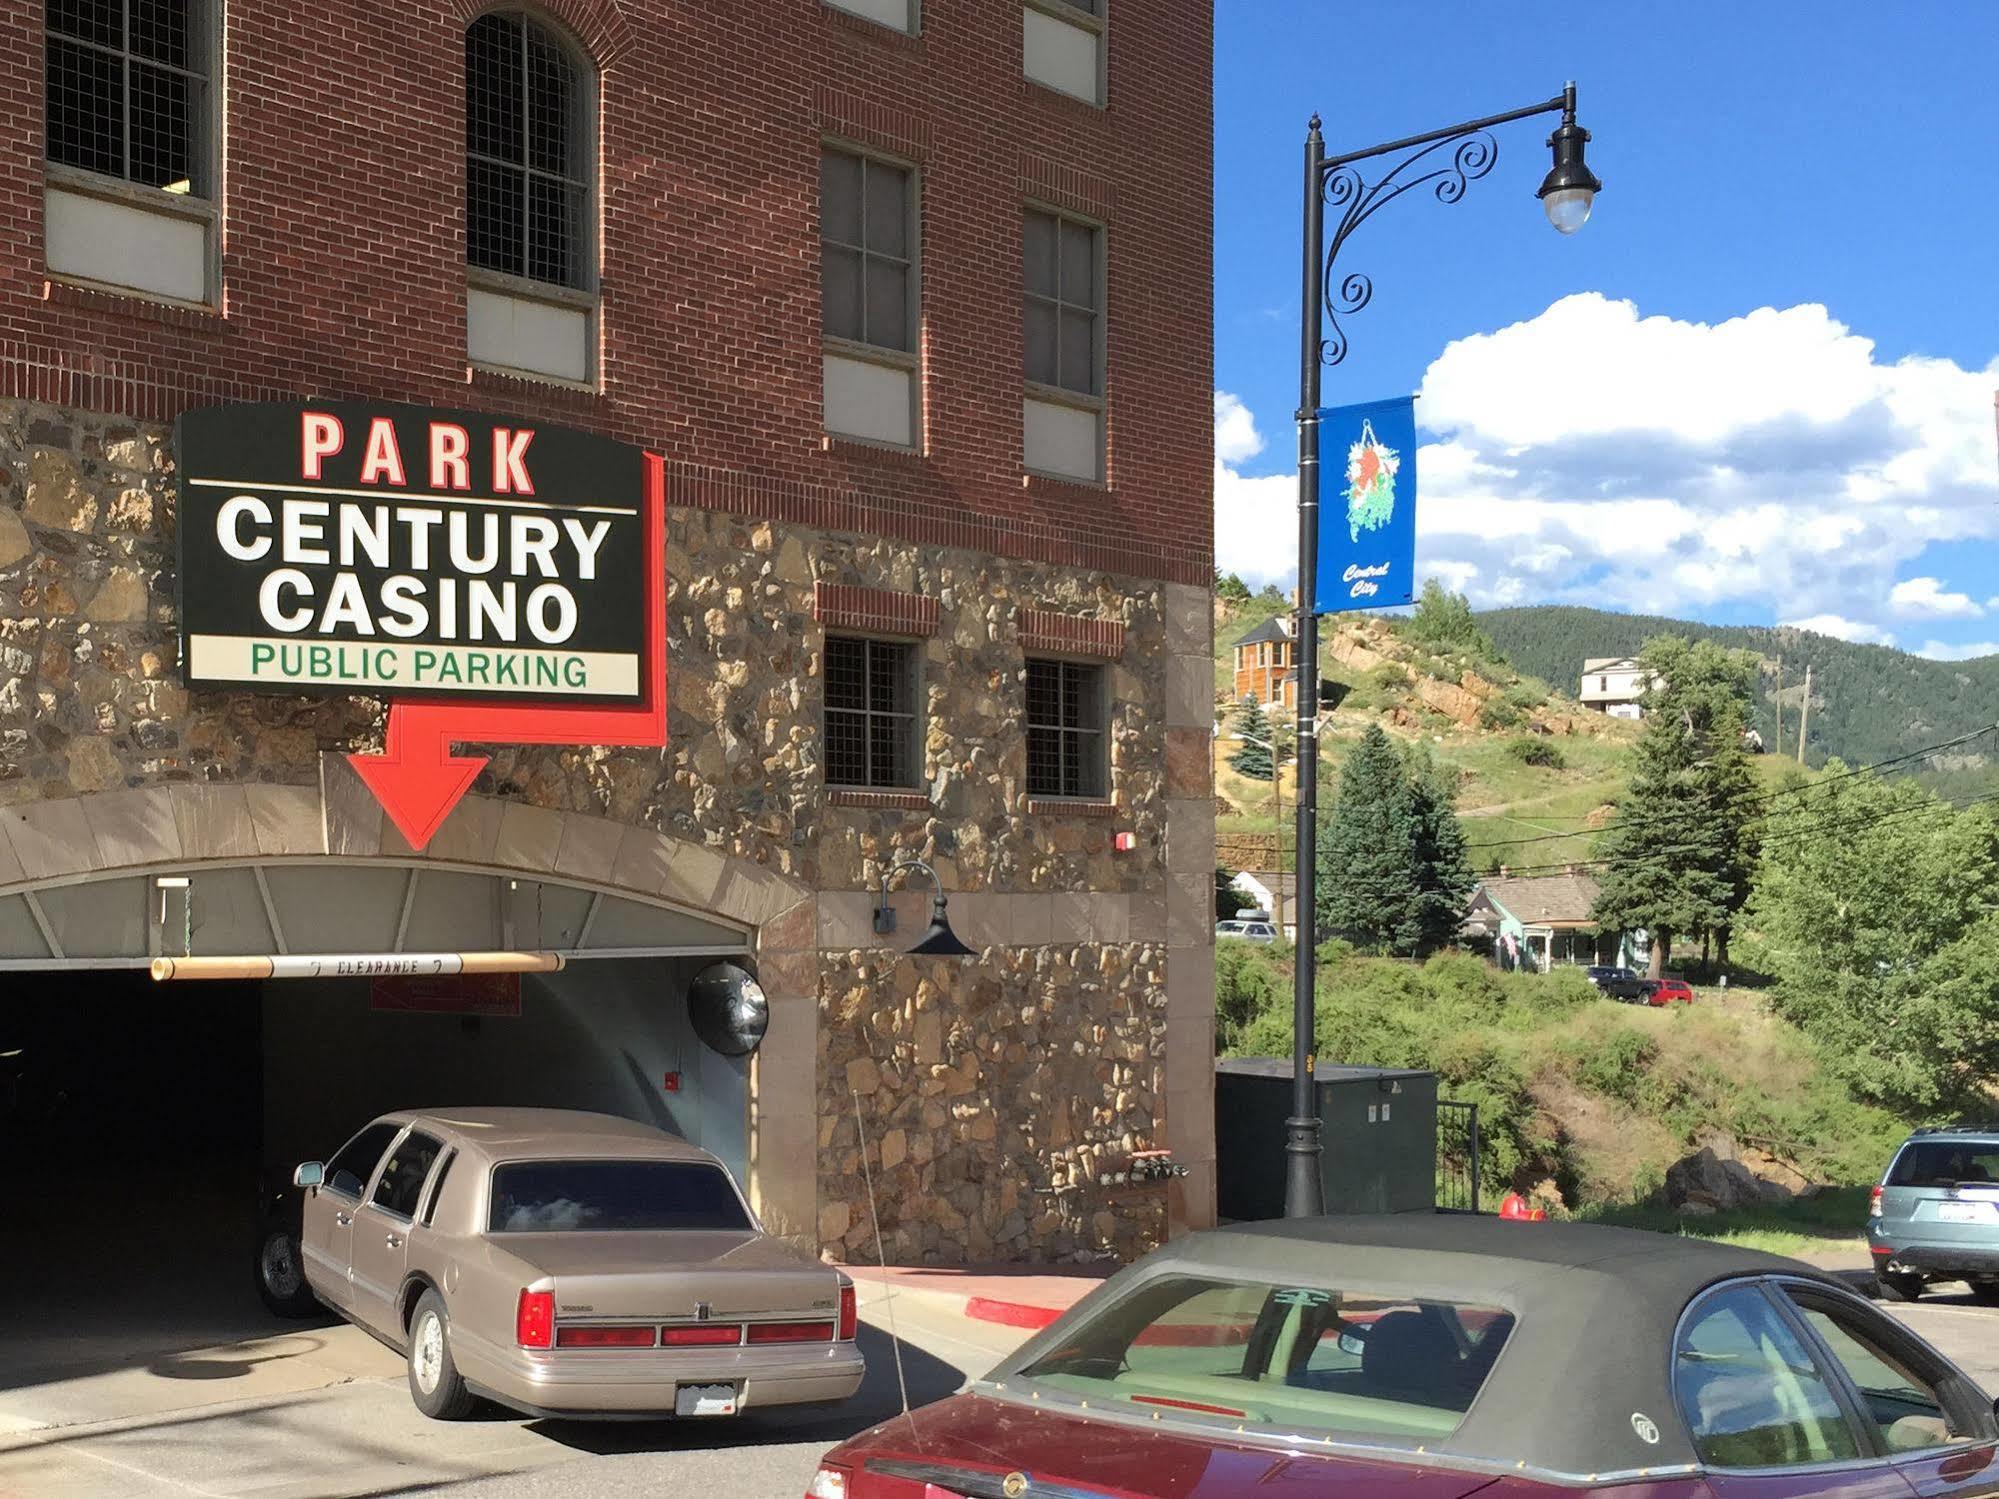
[
  {"x1": 1773, "y1": 654, "x2": 1783, "y2": 758},
  {"x1": 1797, "y1": 663, "x2": 1812, "y2": 765}
]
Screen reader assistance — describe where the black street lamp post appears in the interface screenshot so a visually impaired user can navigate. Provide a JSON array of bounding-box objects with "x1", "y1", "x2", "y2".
[{"x1": 1285, "y1": 84, "x2": 1599, "y2": 1219}]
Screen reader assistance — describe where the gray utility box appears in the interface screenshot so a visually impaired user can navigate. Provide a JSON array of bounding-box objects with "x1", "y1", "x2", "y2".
[{"x1": 1214, "y1": 1058, "x2": 1439, "y2": 1222}]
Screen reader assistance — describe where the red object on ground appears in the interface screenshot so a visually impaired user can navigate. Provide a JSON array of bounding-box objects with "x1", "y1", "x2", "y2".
[
  {"x1": 964, "y1": 1296, "x2": 1066, "y2": 1331},
  {"x1": 1499, "y1": 1193, "x2": 1531, "y2": 1219},
  {"x1": 1648, "y1": 978, "x2": 1696, "y2": 1006}
]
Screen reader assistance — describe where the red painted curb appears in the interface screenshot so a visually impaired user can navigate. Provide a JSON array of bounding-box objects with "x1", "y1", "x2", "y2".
[{"x1": 963, "y1": 1297, "x2": 1066, "y2": 1330}]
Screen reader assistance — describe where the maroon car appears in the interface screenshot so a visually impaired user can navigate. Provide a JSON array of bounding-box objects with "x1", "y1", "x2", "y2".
[{"x1": 809, "y1": 1216, "x2": 1999, "y2": 1499}]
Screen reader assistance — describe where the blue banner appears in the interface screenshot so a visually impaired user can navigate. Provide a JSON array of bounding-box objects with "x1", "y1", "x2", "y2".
[{"x1": 1314, "y1": 395, "x2": 1417, "y2": 613}]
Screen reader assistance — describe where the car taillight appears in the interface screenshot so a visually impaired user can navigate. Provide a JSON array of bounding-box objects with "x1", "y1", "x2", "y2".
[
  {"x1": 805, "y1": 1466, "x2": 848, "y2": 1499},
  {"x1": 838, "y1": 1283, "x2": 857, "y2": 1341},
  {"x1": 747, "y1": 1320, "x2": 836, "y2": 1344},
  {"x1": 556, "y1": 1325, "x2": 655, "y2": 1349},
  {"x1": 660, "y1": 1324, "x2": 742, "y2": 1347},
  {"x1": 516, "y1": 1289, "x2": 554, "y2": 1349},
  {"x1": 1870, "y1": 1185, "x2": 1884, "y2": 1219}
]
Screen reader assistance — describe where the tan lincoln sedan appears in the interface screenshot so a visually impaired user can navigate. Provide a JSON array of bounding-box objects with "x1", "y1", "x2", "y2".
[{"x1": 292, "y1": 1106, "x2": 864, "y2": 1420}]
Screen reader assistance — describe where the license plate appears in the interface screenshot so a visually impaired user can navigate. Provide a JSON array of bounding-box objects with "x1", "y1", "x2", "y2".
[
  {"x1": 676, "y1": 1383, "x2": 738, "y2": 1416},
  {"x1": 1937, "y1": 1202, "x2": 1997, "y2": 1223}
]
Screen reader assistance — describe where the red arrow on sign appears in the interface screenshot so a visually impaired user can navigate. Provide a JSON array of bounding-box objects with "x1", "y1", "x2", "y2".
[{"x1": 349, "y1": 451, "x2": 669, "y2": 851}]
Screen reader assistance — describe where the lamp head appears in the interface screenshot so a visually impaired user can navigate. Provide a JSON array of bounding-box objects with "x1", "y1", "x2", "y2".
[{"x1": 1537, "y1": 84, "x2": 1600, "y2": 235}]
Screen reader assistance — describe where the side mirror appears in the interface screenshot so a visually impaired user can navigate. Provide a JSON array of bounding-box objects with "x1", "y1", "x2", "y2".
[
  {"x1": 1338, "y1": 1328, "x2": 1368, "y2": 1358},
  {"x1": 293, "y1": 1162, "x2": 324, "y2": 1190}
]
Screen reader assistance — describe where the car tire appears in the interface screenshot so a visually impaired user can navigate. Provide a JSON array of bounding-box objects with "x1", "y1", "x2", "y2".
[
  {"x1": 254, "y1": 1226, "x2": 320, "y2": 1319},
  {"x1": 407, "y1": 1289, "x2": 478, "y2": 1420},
  {"x1": 1874, "y1": 1269, "x2": 1924, "y2": 1303}
]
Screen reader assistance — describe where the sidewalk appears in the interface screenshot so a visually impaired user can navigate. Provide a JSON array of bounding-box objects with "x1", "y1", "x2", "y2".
[{"x1": 852, "y1": 1262, "x2": 1115, "y2": 1332}]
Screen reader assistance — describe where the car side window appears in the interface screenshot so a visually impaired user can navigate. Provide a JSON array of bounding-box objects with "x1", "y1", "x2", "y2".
[
  {"x1": 325, "y1": 1122, "x2": 402, "y2": 1200},
  {"x1": 371, "y1": 1132, "x2": 444, "y2": 1221},
  {"x1": 1787, "y1": 1296, "x2": 1963, "y2": 1453},
  {"x1": 419, "y1": 1149, "x2": 456, "y2": 1228},
  {"x1": 1674, "y1": 1284, "x2": 1860, "y2": 1468}
]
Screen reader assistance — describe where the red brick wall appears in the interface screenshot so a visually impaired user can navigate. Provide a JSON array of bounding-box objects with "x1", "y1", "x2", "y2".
[{"x1": 0, "y1": 1, "x2": 1213, "y2": 585}]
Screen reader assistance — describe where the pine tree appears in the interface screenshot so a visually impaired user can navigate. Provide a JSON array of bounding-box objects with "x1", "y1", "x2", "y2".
[
  {"x1": 1404, "y1": 744, "x2": 1475, "y2": 956},
  {"x1": 1227, "y1": 699, "x2": 1277, "y2": 781},
  {"x1": 1590, "y1": 636, "x2": 1762, "y2": 975},
  {"x1": 1316, "y1": 725, "x2": 1419, "y2": 950}
]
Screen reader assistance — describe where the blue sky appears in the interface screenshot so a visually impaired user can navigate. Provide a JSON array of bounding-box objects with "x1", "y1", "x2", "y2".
[{"x1": 1212, "y1": 5, "x2": 1999, "y2": 657}]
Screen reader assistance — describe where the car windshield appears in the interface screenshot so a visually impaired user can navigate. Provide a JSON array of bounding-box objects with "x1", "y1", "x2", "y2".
[
  {"x1": 1888, "y1": 1141, "x2": 1999, "y2": 1188},
  {"x1": 1011, "y1": 1276, "x2": 1513, "y2": 1442},
  {"x1": 488, "y1": 1160, "x2": 753, "y2": 1232}
]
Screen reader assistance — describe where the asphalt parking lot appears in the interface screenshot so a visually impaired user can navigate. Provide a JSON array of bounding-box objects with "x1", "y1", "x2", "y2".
[{"x1": 3, "y1": 1252, "x2": 1994, "y2": 1499}]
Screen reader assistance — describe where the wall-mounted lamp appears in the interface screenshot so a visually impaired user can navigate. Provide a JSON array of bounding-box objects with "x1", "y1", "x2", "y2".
[{"x1": 873, "y1": 857, "x2": 976, "y2": 958}]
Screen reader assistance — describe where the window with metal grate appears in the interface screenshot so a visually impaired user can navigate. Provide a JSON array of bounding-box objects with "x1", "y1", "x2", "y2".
[
  {"x1": 825, "y1": 636, "x2": 919, "y2": 789},
  {"x1": 465, "y1": 11, "x2": 591, "y2": 289},
  {"x1": 1025, "y1": 657, "x2": 1106, "y2": 798},
  {"x1": 45, "y1": 0, "x2": 209, "y2": 194}
]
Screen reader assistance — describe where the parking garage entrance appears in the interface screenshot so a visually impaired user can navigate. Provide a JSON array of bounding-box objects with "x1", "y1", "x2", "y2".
[{"x1": 0, "y1": 859, "x2": 753, "y2": 1416}]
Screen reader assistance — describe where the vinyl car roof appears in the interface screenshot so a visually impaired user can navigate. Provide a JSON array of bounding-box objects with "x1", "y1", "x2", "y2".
[
  {"x1": 986, "y1": 1214, "x2": 1847, "y2": 1480},
  {"x1": 387, "y1": 1107, "x2": 716, "y2": 1163}
]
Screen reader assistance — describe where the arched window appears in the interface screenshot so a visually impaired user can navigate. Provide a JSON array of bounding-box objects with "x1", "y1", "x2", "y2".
[{"x1": 465, "y1": 11, "x2": 591, "y2": 290}]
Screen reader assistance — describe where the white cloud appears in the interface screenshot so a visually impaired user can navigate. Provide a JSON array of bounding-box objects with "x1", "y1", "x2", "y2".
[
  {"x1": 1213, "y1": 390, "x2": 1297, "y2": 588},
  {"x1": 1781, "y1": 614, "x2": 1897, "y2": 646},
  {"x1": 1889, "y1": 576, "x2": 1982, "y2": 618},
  {"x1": 1211, "y1": 294, "x2": 1999, "y2": 640},
  {"x1": 1215, "y1": 391, "x2": 1266, "y2": 466},
  {"x1": 1919, "y1": 640, "x2": 1999, "y2": 661}
]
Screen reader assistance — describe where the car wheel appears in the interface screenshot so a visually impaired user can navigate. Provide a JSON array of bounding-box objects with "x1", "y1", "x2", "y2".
[
  {"x1": 1874, "y1": 1269, "x2": 1925, "y2": 1303},
  {"x1": 254, "y1": 1226, "x2": 319, "y2": 1318},
  {"x1": 407, "y1": 1289, "x2": 478, "y2": 1420}
]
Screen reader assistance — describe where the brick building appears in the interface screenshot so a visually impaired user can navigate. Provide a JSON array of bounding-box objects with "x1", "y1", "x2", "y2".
[{"x1": 0, "y1": 0, "x2": 1216, "y2": 1272}]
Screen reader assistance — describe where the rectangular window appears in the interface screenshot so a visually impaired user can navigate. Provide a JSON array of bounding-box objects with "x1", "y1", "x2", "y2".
[
  {"x1": 1024, "y1": 208, "x2": 1104, "y2": 482},
  {"x1": 43, "y1": 0, "x2": 215, "y2": 305},
  {"x1": 1026, "y1": 657, "x2": 1106, "y2": 799},
  {"x1": 489, "y1": 1160, "x2": 752, "y2": 1233},
  {"x1": 822, "y1": 149, "x2": 915, "y2": 353},
  {"x1": 1023, "y1": 0, "x2": 1104, "y2": 106},
  {"x1": 825, "y1": 635, "x2": 920, "y2": 789},
  {"x1": 370, "y1": 1131, "x2": 444, "y2": 1220},
  {"x1": 822, "y1": 147, "x2": 919, "y2": 446},
  {"x1": 1014, "y1": 1276, "x2": 1511, "y2": 1441},
  {"x1": 47, "y1": 0, "x2": 211, "y2": 194},
  {"x1": 824, "y1": 0, "x2": 918, "y2": 35}
]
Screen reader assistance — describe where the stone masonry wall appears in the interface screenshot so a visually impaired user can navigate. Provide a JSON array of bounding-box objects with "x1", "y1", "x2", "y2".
[{"x1": 0, "y1": 399, "x2": 1216, "y2": 1260}]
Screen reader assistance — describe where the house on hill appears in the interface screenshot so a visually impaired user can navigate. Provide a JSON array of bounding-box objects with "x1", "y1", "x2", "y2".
[
  {"x1": 1232, "y1": 616, "x2": 1298, "y2": 710},
  {"x1": 1465, "y1": 871, "x2": 1645, "y2": 972},
  {"x1": 1580, "y1": 657, "x2": 1657, "y2": 719}
]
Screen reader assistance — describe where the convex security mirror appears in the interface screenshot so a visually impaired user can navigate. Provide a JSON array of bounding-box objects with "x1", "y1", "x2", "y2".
[{"x1": 688, "y1": 962, "x2": 770, "y2": 1058}]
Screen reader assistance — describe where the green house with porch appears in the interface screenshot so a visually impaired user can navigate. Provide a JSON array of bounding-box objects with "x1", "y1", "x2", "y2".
[{"x1": 1465, "y1": 871, "x2": 1644, "y2": 973}]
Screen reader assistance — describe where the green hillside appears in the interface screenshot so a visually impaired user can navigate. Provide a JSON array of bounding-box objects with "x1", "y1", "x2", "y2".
[{"x1": 1480, "y1": 606, "x2": 1999, "y2": 774}]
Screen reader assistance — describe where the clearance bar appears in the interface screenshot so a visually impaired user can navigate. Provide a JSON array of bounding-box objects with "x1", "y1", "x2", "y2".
[{"x1": 151, "y1": 952, "x2": 565, "y2": 982}]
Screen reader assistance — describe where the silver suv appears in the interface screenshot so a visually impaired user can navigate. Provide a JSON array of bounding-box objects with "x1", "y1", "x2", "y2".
[{"x1": 1867, "y1": 1125, "x2": 1999, "y2": 1303}]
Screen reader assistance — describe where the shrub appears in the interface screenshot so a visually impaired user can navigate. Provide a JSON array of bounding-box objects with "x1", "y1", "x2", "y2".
[
  {"x1": 1368, "y1": 663, "x2": 1412, "y2": 695},
  {"x1": 1478, "y1": 699, "x2": 1524, "y2": 731},
  {"x1": 1505, "y1": 737, "x2": 1565, "y2": 769}
]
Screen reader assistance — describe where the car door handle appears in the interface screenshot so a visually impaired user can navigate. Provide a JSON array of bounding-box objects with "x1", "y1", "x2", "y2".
[
  {"x1": 385, "y1": 1232, "x2": 403, "y2": 1249},
  {"x1": 335, "y1": 1211, "x2": 352, "y2": 1227}
]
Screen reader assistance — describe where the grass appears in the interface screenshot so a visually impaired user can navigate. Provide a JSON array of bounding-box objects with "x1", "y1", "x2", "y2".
[
  {"x1": 1580, "y1": 1186, "x2": 1871, "y2": 1258},
  {"x1": 1219, "y1": 946, "x2": 1910, "y2": 1223}
]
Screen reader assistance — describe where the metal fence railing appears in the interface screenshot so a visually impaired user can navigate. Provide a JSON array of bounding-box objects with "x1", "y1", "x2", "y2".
[{"x1": 1436, "y1": 1099, "x2": 1482, "y2": 1213}]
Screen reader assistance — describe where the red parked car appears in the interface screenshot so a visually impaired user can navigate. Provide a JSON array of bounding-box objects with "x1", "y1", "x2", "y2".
[
  {"x1": 1647, "y1": 977, "x2": 1696, "y2": 1006},
  {"x1": 808, "y1": 1215, "x2": 1999, "y2": 1499}
]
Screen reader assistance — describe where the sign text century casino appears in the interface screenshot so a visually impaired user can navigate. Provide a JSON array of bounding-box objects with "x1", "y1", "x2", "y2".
[{"x1": 211, "y1": 414, "x2": 615, "y2": 691}]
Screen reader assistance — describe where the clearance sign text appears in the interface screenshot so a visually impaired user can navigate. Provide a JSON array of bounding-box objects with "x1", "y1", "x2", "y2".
[{"x1": 175, "y1": 400, "x2": 647, "y2": 701}]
